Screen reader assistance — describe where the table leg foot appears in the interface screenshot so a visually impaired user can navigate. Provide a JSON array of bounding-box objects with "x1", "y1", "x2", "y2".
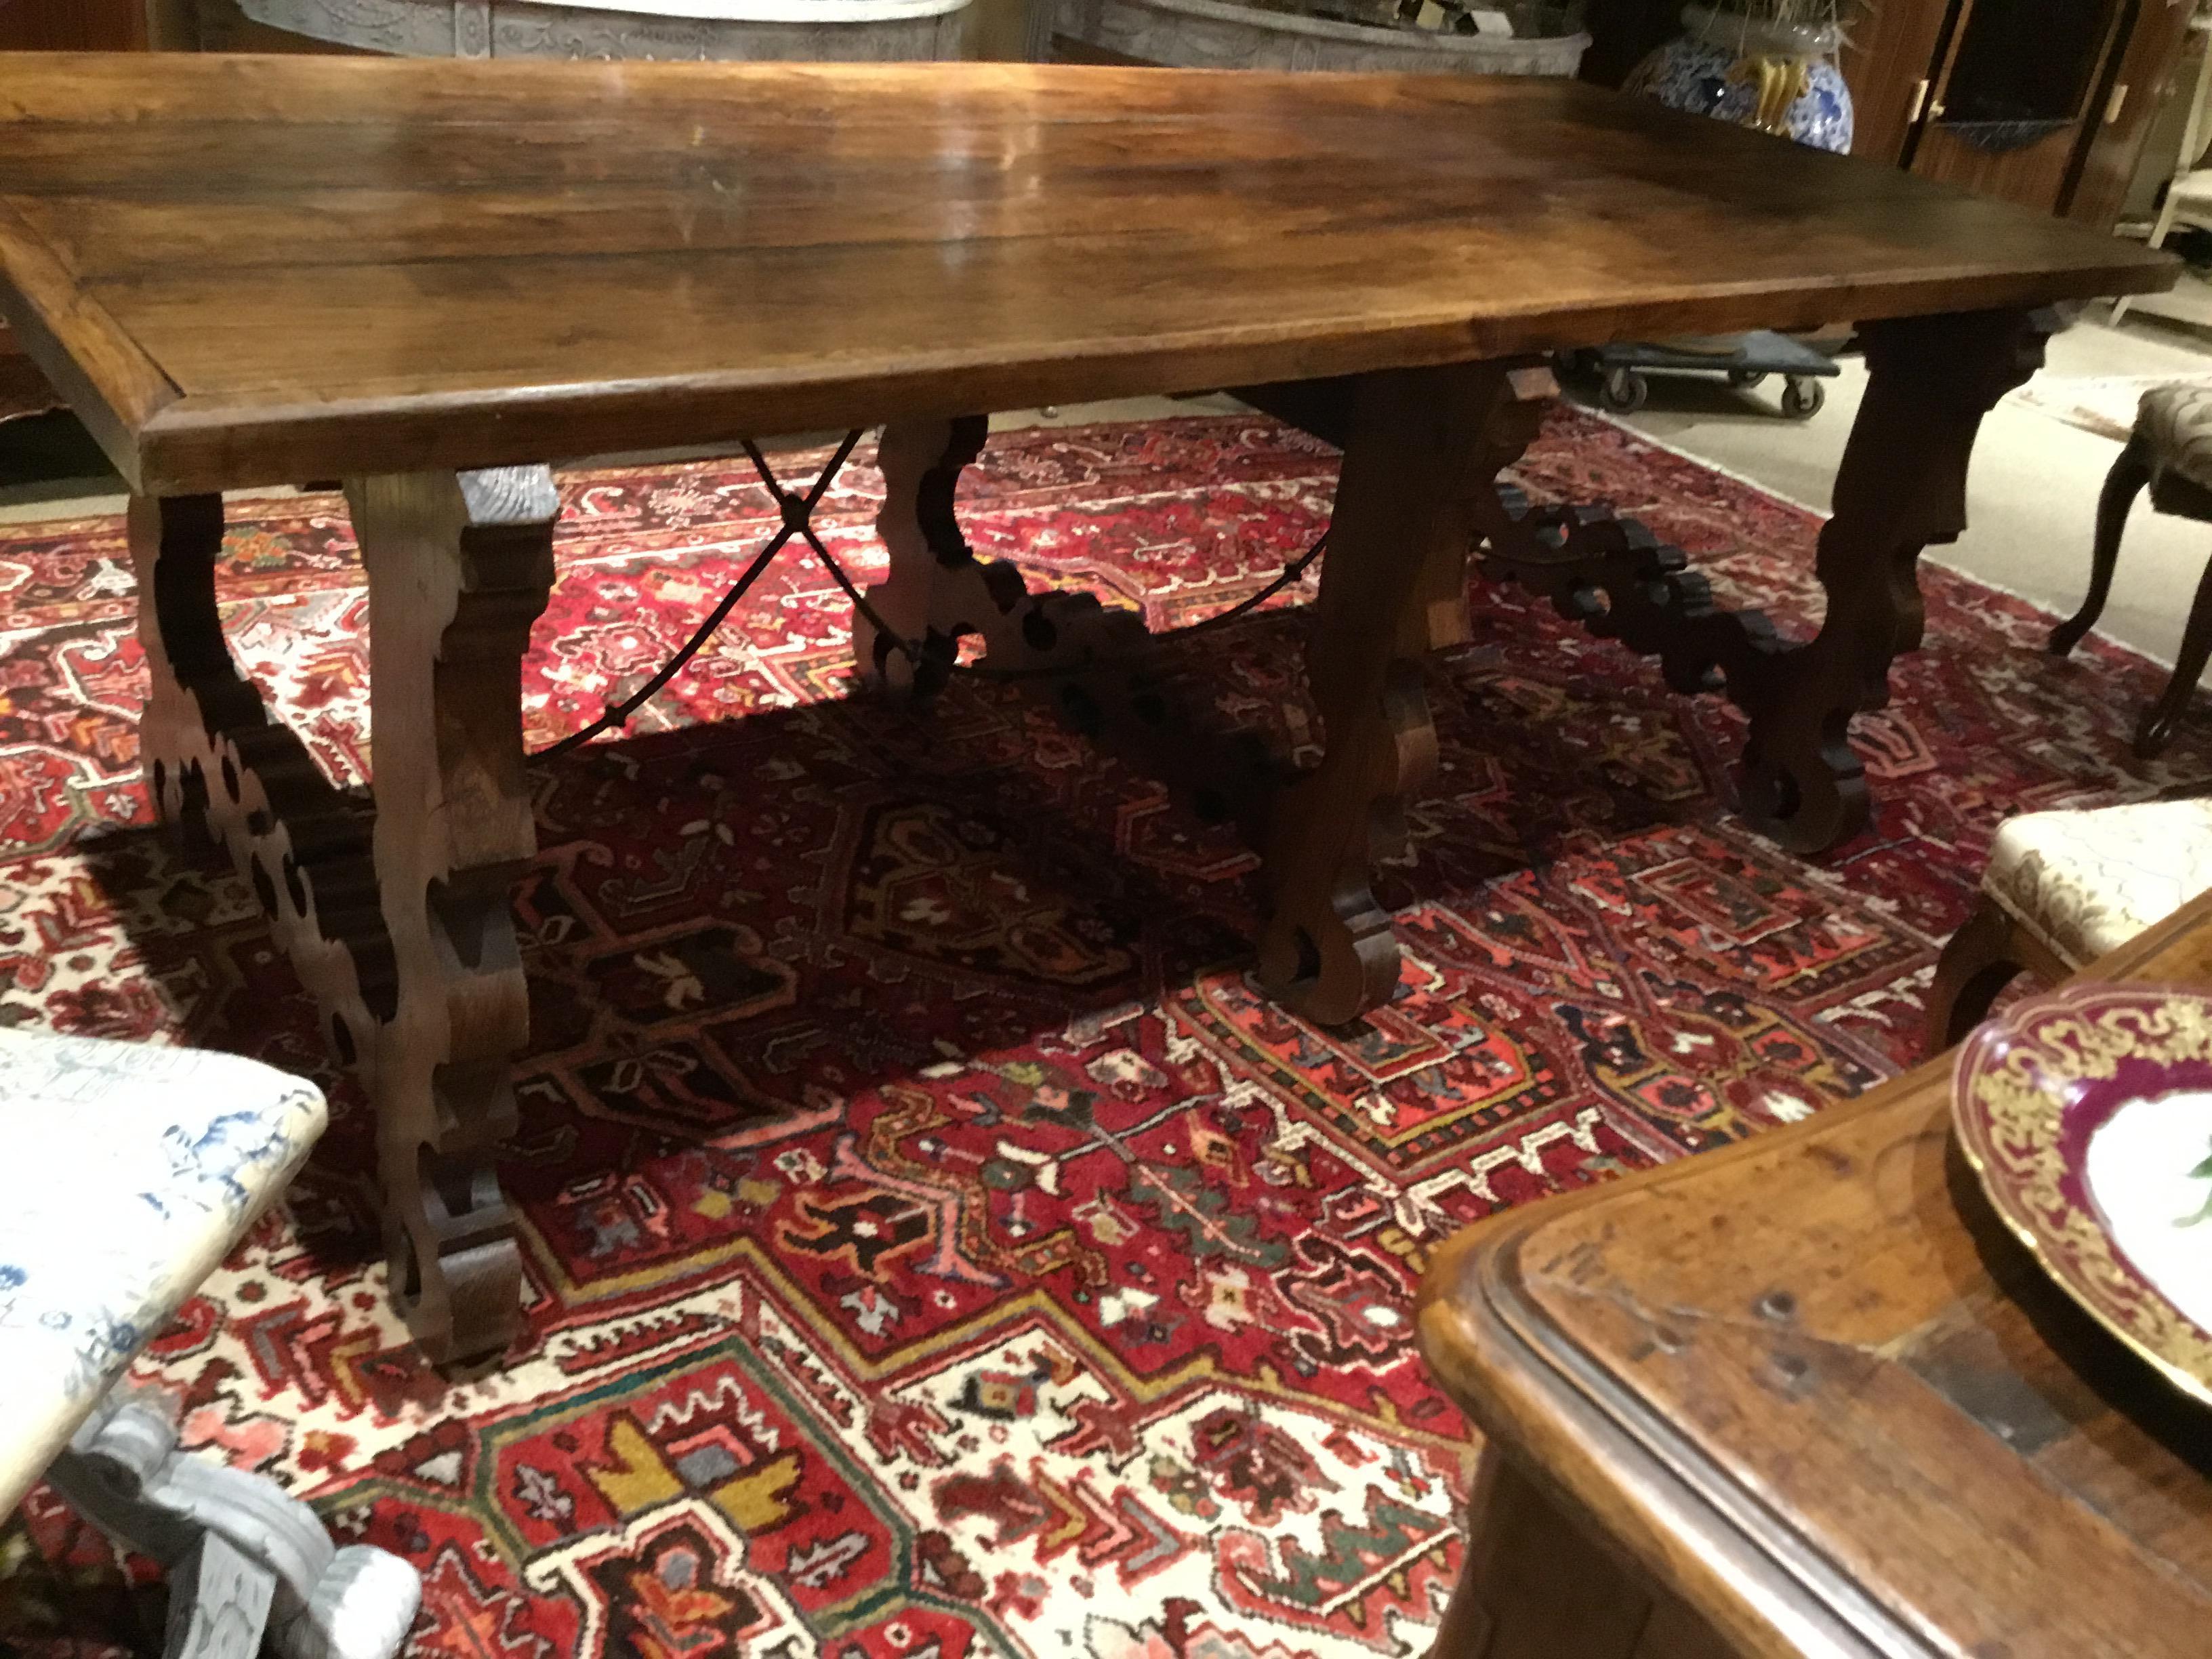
[
  {"x1": 346, "y1": 468, "x2": 558, "y2": 1365},
  {"x1": 1734, "y1": 308, "x2": 2051, "y2": 851},
  {"x1": 1257, "y1": 363, "x2": 1534, "y2": 1025}
]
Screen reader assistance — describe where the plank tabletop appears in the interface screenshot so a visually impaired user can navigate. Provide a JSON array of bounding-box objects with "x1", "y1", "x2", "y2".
[
  {"x1": 1419, "y1": 891, "x2": 2212, "y2": 1659},
  {"x1": 0, "y1": 53, "x2": 2177, "y2": 493}
]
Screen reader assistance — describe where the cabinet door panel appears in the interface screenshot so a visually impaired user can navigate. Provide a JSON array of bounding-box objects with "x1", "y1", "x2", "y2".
[
  {"x1": 2067, "y1": 0, "x2": 2200, "y2": 226},
  {"x1": 1839, "y1": 0, "x2": 1957, "y2": 167},
  {"x1": 1910, "y1": 0, "x2": 2129, "y2": 212},
  {"x1": 0, "y1": 0, "x2": 150, "y2": 49},
  {"x1": 1913, "y1": 121, "x2": 2097, "y2": 203}
]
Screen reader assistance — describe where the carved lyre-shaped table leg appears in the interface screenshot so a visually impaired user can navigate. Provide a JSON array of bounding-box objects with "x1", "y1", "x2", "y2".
[
  {"x1": 853, "y1": 414, "x2": 993, "y2": 695},
  {"x1": 1736, "y1": 308, "x2": 2051, "y2": 851},
  {"x1": 856, "y1": 413, "x2": 1160, "y2": 690},
  {"x1": 856, "y1": 373, "x2": 1526, "y2": 1028},
  {"x1": 131, "y1": 472, "x2": 554, "y2": 1365},
  {"x1": 1257, "y1": 361, "x2": 1539, "y2": 1025},
  {"x1": 131, "y1": 494, "x2": 396, "y2": 1069},
  {"x1": 346, "y1": 469, "x2": 558, "y2": 1364},
  {"x1": 857, "y1": 415, "x2": 1280, "y2": 827}
]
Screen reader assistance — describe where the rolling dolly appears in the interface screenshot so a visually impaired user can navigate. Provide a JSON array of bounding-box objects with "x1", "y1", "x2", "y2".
[{"x1": 1570, "y1": 329, "x2": 1843, "y2": 419}]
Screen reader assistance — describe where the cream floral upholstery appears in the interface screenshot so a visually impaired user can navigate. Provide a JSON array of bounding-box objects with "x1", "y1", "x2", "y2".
[
  {"x1": 0, "y1": 1029, "x2": 323, "y2": 1511},
  {"x1": 2138, "y1": 383, "x2": 2212, "y2": 492},
  {"x1": 1984, "y1": 796, "x2": 2212, "y2": 968}
]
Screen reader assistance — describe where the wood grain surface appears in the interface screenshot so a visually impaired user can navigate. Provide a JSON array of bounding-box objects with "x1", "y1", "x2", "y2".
[
  {"x1": 1418, "y1": 890, "x2": 2212, "y2": 1658},
  {"x1": 0, "y1": 53, "x2": 2177, "y2": 493}
]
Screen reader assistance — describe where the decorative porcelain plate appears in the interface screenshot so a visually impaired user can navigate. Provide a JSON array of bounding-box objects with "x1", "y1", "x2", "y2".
[{"x1": 1953, "y1": 984, "x2": 2212, "y2": 1407}]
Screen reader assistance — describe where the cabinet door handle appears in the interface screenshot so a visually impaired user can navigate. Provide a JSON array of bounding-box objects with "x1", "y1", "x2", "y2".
[
  {"x1": 1907, "y1": 77, "x2": 1930, "y2": 123},
  {"x1": 2106, "y1": 81, "x2": 2131, "y2": 123}
]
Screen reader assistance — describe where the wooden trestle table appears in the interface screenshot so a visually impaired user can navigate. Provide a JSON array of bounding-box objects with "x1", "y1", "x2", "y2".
[{"x1": 0, "y1": 54, "x2": 2174, "y2": 1359}]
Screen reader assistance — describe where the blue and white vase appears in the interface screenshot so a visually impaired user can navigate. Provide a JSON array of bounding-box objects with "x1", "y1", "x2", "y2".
[{"x1": 1624, "y1": 3, "x2": 1854, "y2": 154}]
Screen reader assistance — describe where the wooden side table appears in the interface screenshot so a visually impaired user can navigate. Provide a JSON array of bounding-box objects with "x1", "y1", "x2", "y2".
[
  {"x1": 219, "y1": 0, "x2": 971, "y2": 61},
  {"x1": 1417, "y1": 892, "x2": 2212, "y2": 1658}
]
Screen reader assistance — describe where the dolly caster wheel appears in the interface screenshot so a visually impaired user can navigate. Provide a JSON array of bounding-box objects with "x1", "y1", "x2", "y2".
[
  {"x1": 1782, "y1": 376, "x2": 1826, "y2": 419},
  {"x1": 1601, "y1": 367, "x2": 1650, "y2": 413}
]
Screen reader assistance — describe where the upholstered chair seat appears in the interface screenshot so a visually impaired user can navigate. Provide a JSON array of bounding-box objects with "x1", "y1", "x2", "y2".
[{"x1": 1925, "y1": 796, "x2": 2212, "y2": 1050}]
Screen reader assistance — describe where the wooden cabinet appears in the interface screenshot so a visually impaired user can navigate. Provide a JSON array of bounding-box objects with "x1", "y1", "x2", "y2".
[
  {"x1": 1847, "y1": 0, "x2": 2196, "y2": 222},
  {"x1": 2065, "y1": 0, "x2": 2203, "y2": 224},
  {"x1": 1589, "y1": 0, "x2": 2196, "y2": 227},
  {"x1": 1837, "y1": 0, "x2": 1966, "y2": 165},
  {"x1": 0, "y1": 0, "x2": 150, "y2": 49},
  {"x1": 1904, "y1": 0, "x2": 2133, "y2": 207}
]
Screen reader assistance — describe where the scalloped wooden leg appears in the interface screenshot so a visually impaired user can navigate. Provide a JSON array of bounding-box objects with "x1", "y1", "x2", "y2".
[
  {"x1": 1737, "y1": 309, "x2": 2053, "y2": 854},
  {"x1": 858, "y1": 414, "x2": 1279, "y2": 829},
  {"x1": 129, "y1": 493, "x2": 396, "y2": 1061},
  {"x1": 347, "y1": 467, "x2": 558, "y2": 1365},
  {"x1": 857, "y1": 413, "x2": 1172, "y2": 687},
  {"x1": 1257, "y1": 362, "x2": 1530, "y2": 1025},
  {"x1": 130, "y1": 476, "x2": 551, "y2": 1364},
  {"x1": 853, "y1": 414, "x2": 991, "y2": 695}
]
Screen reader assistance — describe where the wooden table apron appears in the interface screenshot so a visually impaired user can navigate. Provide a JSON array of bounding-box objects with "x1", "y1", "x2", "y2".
[{"x1": 0, "y1": 56, "x2": 2174, "y2": 1360}]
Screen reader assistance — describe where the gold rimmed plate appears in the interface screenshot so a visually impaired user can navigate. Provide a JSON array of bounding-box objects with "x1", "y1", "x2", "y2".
[{"x1": 1953, "y1": 984, "x2": 2212, "y2": 1407}]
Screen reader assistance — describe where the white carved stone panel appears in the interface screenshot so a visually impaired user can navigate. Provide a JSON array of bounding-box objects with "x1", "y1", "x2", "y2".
[{"x1": 231, "y1": 0, "x2": 971, "y2": 60}]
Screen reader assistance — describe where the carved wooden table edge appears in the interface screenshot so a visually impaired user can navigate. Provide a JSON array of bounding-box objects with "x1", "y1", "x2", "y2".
[
  {"x1": 1415, "y1": 1105, "x2": 1900, "y2": 1657},
  {"x1": 1413, "y1": 888, "x2": 2212, "y2": 1658}
]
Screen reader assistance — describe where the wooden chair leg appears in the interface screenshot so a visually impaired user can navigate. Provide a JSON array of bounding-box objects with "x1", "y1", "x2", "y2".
[
  {"x1": 2135, "y1": 541, "x2": 2212, "y2": 758},
  {"x1": 2051, "y1": 433, "x2": 2150, "y2": 658},
  {"x1": 48, "y1": 1359, "x2": 422, "y2": 1659},
  {"x1": 1925, "y1": 895, "x2": 2038, "y2": 1053},
  {"x1": 164, "y1": 1533, "x2": 275, "y2": 1659}
]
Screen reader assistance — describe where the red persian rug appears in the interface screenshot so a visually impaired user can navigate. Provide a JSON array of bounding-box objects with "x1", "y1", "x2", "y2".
[{"x1": 3, "y1": 409, "x2": 2205, "y2": 1656}]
